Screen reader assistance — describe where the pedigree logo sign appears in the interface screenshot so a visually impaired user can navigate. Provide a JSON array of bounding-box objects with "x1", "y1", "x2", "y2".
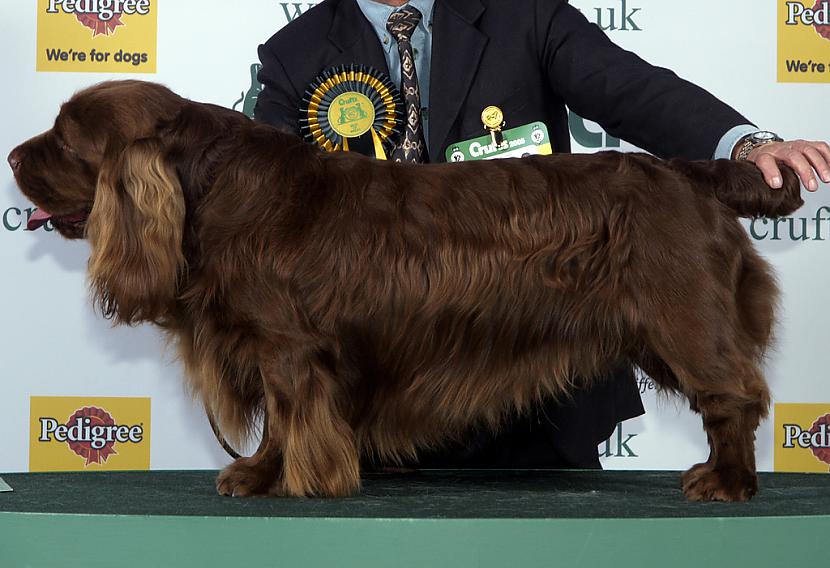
[
  {"x1": 37, "y1": 0, "x2": 158, "y2": 73},
  {"x1": 29, "y1": 396, "x2": 151, "y2": 472},
  {"x1": 778, "y1": 0, "x2": 830, "y2": 82},
  {"x1": 774, "y1": 403, "x2": 830, "y2": 473}
]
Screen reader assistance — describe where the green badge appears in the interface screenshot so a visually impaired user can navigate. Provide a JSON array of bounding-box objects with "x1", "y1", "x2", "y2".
[{"x1": 446, "y1": 122, "x2": 553, "y2": 162}]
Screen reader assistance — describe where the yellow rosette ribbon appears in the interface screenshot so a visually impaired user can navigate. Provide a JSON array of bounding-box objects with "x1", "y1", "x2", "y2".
[{"x1": 300, "y1": 64, "x2": 403, "y2": 160}]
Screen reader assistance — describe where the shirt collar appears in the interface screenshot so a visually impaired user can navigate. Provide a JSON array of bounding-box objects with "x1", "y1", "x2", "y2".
[{"x1": 355, "y1": 0, "x2": 435, "y2": 54}]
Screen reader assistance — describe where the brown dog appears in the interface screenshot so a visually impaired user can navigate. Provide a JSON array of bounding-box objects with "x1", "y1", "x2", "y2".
[{"x1": 9, "y1": 81, "x2": 803, "y2": 501}]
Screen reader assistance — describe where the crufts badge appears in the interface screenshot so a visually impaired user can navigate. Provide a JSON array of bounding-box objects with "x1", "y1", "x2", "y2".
[{"x1": 300, "y1": 64, "x2": 403, "y2": 159}]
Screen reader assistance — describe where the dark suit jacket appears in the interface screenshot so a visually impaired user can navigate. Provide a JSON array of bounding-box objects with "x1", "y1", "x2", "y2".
[
  {"x1": 254, "y1": 0, "x2": 748, "y2": 468},
  {"x1": 255, "y1": 0, "x2": 750, "y2": 161}
]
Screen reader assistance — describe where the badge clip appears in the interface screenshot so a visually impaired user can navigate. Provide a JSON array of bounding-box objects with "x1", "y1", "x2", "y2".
[{"x1": 481, "y1": 106, "x2": 507, "y2": 149}]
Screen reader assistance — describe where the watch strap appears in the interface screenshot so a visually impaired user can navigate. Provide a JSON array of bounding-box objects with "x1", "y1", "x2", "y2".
[{"x1": 735, "y1": 132, "x2": 782, "y2": 161}]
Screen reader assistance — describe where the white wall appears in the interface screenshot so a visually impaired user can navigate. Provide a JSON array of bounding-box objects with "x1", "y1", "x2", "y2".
[{"x1": 1, "y1": 0, "x2": 827, "y2": 473}]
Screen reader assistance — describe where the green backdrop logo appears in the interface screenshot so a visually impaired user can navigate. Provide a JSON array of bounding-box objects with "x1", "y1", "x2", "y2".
[
  {"x1": 600, "y1": 422, "x2": 638, "y2": 458},
  {"x1": 749, "y1": 206, "x2": 830, "y2": 241},
  {"x1": 280, "y1": 2, "x2": 319, "y2": 22},
  {"x1": 568, "y1": 112, "x2": 621, "y2": 149},
  {"x1": 577, "y1": 0, "x2": 643, "y2": 32},
  {"x1": 232, "y1": 63, "x2": 262, "y2": 119},
  {"x1": 3, "y1": 207, "x2": 54, "y2": 232}
]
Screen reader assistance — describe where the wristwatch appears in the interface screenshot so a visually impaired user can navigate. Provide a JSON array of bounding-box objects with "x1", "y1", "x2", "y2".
[{"x1": 734, "y1": 131, "x2": 783, "y2": 161}]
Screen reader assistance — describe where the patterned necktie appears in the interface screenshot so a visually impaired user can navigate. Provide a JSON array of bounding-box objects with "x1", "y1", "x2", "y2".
[{"x1": 386, "y1": 6, "x2": 427, "y2": 163}]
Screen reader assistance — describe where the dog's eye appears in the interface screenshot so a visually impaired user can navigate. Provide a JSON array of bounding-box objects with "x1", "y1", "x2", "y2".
[{"x1": 54, "y1": 135, "x2": 76, "y2": 155}]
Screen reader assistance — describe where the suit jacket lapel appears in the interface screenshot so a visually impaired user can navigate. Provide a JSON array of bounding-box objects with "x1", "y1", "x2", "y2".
[
  {"x1": 328, "y1": 0, "x2": 391, "y2": 79},
  {"x1": 429, "y1": 0, "x2": 488, "y2": 160}
]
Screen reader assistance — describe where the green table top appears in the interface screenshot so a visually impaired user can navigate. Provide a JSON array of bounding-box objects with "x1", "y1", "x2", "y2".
[{"x1": 1, "y1": 469, "x2": 828, "y2": 519}]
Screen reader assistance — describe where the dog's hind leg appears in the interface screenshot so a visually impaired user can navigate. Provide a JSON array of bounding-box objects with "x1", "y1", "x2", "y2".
[{"x1": 642, "y1": 290, "x2": 771, "y2": 502}]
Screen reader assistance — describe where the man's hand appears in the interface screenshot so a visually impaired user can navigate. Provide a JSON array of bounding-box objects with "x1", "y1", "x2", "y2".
[{"x1": 742, "y1": 140, "x2": 830, "y2": 192}]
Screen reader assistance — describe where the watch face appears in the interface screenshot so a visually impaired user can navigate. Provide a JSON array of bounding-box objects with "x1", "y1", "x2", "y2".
[{"x1": 752, "y1": 131, "x2": 778, "y2": 142}]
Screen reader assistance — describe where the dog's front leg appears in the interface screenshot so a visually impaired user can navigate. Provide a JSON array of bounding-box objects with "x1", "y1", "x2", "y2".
[
  {"x1": 217, "y1": 343, "x2": 360, "y2": 498},
  {"x1": 215, "y1": 419, "x2": 282, "y2": 497}
]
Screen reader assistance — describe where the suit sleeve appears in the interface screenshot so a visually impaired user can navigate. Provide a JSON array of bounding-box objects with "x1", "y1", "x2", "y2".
[
  {"x1": 254, "y1": 41, "x2": 303, "y2": 135},
  {"x1": 537, "y1": 0, "x2": 752, "y2": 160}
]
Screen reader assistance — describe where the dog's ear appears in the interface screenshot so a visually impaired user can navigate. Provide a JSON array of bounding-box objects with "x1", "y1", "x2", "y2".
[
  {"x1": 86, "y1": 137, "x2": 185, "y2": 325},
  {"x1": 156, "y1": 102, "x2": 243, "y2": 193}
]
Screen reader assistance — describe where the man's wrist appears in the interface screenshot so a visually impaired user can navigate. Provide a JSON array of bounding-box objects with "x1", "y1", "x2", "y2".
[
  {"x1": 732, "y1": 131, "x2": 784, "y2": 161},
  {"x1": 714, "y1": 124, "x2": 760, "y2": 160}
]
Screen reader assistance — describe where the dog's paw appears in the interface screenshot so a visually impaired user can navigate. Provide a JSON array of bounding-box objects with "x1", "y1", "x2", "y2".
[
  {"x1": 681, "y1": 462, "x2": 757, "y2": 502},
  {"x1": 216, "y1": 457, "x2": 282, "y2": 497}
]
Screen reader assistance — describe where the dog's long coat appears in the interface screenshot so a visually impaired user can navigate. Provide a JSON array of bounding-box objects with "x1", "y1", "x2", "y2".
[{"x1": 9, "y1": 81, "x2": 803, "y2": 500}]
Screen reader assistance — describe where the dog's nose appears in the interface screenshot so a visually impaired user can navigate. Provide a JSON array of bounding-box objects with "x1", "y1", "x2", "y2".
[{"x1": 7, "y1": 148, "x2": 22, "y2": 172}]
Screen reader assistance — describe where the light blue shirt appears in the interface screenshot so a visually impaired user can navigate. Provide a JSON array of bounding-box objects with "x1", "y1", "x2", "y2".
[
  {"x1": 356, "y1": 0, "x2": 434, "y2": 144},
  {"x1": 715, "y1": 124, "x2": 761, "y2": 160},
  {"x1": 355, "y1": 0, "x2": 757, "y2": 159}
]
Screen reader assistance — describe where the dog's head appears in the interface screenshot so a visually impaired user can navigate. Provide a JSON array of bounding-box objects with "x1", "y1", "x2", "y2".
[
  {"x1": 9, "y1": 81, "x2": 187, "y2": 237},
  {"x1": 8, "y1": 80, "x2": 242, "y2": 324}
]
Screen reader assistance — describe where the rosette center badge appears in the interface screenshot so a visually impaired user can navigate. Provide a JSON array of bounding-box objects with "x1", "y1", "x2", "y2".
[
  {"x1": 301, "y1": 64, "x2": 403, "y2": 159},
  {"x1": 329, "y1": 92, "x2": 375, "y2": 137}
]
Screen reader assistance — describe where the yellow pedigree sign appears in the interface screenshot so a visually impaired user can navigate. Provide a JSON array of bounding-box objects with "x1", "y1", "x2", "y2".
[
  {"x1": 774, "y1": 403, "x2": 830, "y2": 473},
  {"x1": 37, "y1": 0, "x2": 158, "y2": 73},
  {"x1": 29, "y1": 396, "x2": 151, "y2": 472},
  {"x1": 778, "y1": 0, "x2": 830, "y2": 83}
]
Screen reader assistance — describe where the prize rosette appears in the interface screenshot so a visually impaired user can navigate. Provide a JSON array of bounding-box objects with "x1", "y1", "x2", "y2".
[
  {"x1": 814, "y1": 0, "x2": 830, "y2": 41},
  {"x1": 810, "y1": 413, "x2": 830, "y2": 469},
  {"x1": 300, "y1": 64, "x2": 403, "y2": 159},
  {"x1": 76, "y1": 13, "x2": 125, "y2": 37},
  {"x1": 66, "y1": 407, "x2": 118, "y2": 466}
]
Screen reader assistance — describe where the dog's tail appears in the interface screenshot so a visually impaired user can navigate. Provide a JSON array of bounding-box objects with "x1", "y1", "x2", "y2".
[{"x1": 668, "y1": 159, "x2": 803, "y2": 218}]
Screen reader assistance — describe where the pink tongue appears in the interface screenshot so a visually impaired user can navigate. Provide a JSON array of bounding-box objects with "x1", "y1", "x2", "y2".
[{"x1": 27, "y1": 208, "x2": 52, "y2": 231}]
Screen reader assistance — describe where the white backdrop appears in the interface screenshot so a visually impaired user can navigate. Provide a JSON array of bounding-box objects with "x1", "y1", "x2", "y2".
[{"x1": 1, "y1": 0, "x2": 828, "y2": 473}]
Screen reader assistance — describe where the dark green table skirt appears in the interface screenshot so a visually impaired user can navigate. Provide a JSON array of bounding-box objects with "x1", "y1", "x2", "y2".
[{"x1": 1, "y1": 470, "x2": 827, "y2": 567}]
